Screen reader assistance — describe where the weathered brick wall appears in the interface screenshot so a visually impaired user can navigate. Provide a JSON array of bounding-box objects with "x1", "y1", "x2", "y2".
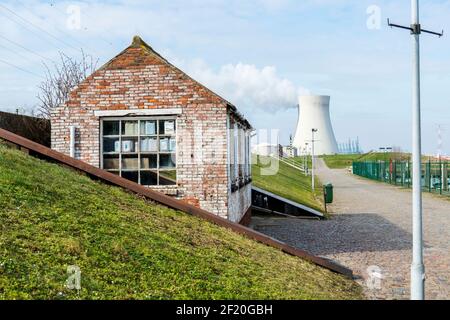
[{"x1": 51, "y1": 37, "x2": 249, "y2": 219}]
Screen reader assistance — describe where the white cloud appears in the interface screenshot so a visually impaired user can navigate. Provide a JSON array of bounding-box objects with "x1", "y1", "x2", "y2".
[{"x1": 180, "y1": 59, "x2": 308, "y2": 112}]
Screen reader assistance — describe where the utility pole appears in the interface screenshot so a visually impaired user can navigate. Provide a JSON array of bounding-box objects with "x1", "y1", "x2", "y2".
[
  {"x1": 437, "y1": 124, "x2": 444, "y2": 194},
  {"x1": 388, "y1": 0, "x2": 443, "y2": 300},
  {"x1": 357, "y1": 137, "x2": 361, "y2": 154},
  {"x1": 289, "y1": 134, "x2": 293, "y2": 157},
  {"x1": 304, "y1": 143, "x2": 309, "y2": 176},
  {"x1": 436, "y1": 124, "x2": 443, "y2": 160},
  {"x1": 311, "y1": 129, "x2": 318, "y2": 191}
]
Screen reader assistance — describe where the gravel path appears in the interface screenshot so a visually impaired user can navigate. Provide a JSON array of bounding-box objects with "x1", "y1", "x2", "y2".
[{"x1": 251, "y1": 159, "x2": 450, "y2": 300}]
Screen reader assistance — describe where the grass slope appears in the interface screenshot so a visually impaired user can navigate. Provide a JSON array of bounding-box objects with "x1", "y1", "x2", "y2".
[
  {"x1": 252, "y1": 155, "x2": 324, "y2": 212},
  {"x1": 321, "y1": 152, "x2": 412, "y2": 169},
  {"x1": 0, "y1": 144, "x2": 361, "y2": 300},
  {"x1": 321, "y1": 154, "x2": 362, "y2": 169},
  {"x1": 358, "y1": 152, "x2": 411, "y2": 162}
]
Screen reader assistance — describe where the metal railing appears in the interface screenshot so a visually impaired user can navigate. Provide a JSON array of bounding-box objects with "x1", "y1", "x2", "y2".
[{"x1": 353, "y1": 160, "x2": 450, "y2": 196}]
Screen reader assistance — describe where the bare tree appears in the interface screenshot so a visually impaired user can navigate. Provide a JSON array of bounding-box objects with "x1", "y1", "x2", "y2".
[{"x1": 37, "y1": 50, "x2": 97, "y2": 118}]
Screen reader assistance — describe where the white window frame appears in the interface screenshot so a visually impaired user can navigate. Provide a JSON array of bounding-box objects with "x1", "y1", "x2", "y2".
[{"x1": 100, "y1": 116, "x2": 177, "y2": 186}]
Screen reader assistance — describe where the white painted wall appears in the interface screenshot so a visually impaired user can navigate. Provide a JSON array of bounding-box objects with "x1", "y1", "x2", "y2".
[{"x1": 228, "y1": 183, "x2": 252, "y2": 223}]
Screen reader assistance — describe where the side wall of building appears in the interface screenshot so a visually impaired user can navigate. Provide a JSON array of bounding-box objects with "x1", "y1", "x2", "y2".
[
  {"x1": 226, "y1": 113, "x2": 252, "y2": 223},
  {"x1": 51, "y1": 45, "x2": 230, "y2": 217},
  {"x1": 228, "y1": 183, "x2": 252, "y2": 223}
]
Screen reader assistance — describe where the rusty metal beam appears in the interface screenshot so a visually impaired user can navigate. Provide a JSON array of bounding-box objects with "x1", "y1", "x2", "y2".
[{"x1": 0, "y1": 128, "x2": 353, "y2": 277}]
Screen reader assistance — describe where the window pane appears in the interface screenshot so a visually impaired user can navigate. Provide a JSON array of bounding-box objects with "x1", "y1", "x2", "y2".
[
  {"x1": 122, "y1": 155, "x2": 138, "y2": 170},
  {"x1": 103, "y1": 121, "x2": 119, "y2": 136},
  {"x1": 103, "y1": 154, "x2": 120, "y2": 170},
  {"x1": 160, "y1": 154, "x2": 176, "y2": 169},
  {"x1": 140, "y1": 120, "x2": 157, "y2": 135},
  {"x1": 102, "y1": 118, "x2": 177, "y2": 187},
  {"x1": 169, "y1": 137, "x2": 176, "y2": 152},
  {"x1": 141, "y1": 154, "x2": 157, "y2": 169},
  {"x1": 159, "y1": 120, "x2": 175, "y2": 135},
  {"x1": 103, "y1": 137, "x2": 120, "y2": 153},
  {"x1": 140, "y1": 137, "x2": 158, "y2": 152},
  {"x1": 122, "y1": 171, "x2": 139, "y2": 183},
  {"x1": 140, "y1": 171, "x2": 158, "y2": 186},
  {"x1": 160, "y1": 170, "x2": 176, "y2": 185},
  {"x1": 159, "y1": 138, "x2": 169, "y2": 152},
  {"x1": 121, "y1": 137, "x2": 138, "y2": 153},
  {"x1": 122, "y1": 121, "x2": 138, "y2": 136},
  {"x1": 159, "y1": 137, "x2": 176, "y2": 152}
]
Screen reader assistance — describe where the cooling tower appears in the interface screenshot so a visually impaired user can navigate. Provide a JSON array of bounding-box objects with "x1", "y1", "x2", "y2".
[{"x1": 293, "y1": 95, "x2": 339, "y2": 155}]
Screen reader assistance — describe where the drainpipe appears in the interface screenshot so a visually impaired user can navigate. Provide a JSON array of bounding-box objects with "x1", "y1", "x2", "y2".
[{"x1": 69, "y1": 126, "x2": 76, "y2": 158}]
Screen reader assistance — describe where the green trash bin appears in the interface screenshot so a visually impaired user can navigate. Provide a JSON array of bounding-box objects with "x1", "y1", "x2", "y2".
[{"x1": 323, "y1": 183, "x2": 333, "y2": 204}]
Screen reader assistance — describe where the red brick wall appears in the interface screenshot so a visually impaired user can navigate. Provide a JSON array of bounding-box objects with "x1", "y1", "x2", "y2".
[{"x1": 51, "y1": 39, "x2": 238, "y2": 218}]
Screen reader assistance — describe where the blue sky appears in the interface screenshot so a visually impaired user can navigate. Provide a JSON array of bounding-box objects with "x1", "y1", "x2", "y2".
[{"x1": 1, "y1": 0, "x2": 450, "y2": 154}]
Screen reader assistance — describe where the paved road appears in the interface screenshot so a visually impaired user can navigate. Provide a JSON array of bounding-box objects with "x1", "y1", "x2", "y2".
[{"x1": 251, "y1": 159, "x2": 449, "y2": 300}]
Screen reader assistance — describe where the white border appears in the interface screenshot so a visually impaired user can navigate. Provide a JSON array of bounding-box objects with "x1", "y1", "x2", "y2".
[{"x1": 94, "y1": 108, "x2": 182, "y2": 117}]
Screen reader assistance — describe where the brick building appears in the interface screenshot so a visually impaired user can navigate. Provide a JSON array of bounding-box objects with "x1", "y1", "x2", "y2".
[{"x1": 51, "y1": 36, "x2": 253, "y2": 223}]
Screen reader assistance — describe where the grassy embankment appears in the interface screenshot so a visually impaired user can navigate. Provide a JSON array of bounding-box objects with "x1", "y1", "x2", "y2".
[
  {"x1": 252, "y1": 155, "x2": 324, "y2": 212},
  {"x1": 0, "y1": 143, "x2": 362, "y2": 299},
  {"x1": 321, "y1": 152, "x2": 412, "y2": 169},
  {"x1": 321, "y1": 154, "x2": 363, "y2": 169}
]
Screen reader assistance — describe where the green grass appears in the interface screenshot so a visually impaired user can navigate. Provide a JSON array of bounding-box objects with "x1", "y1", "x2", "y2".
[
  {"x1": 358, "y1": 152, "x2": 411, "y2": 162},
  {"x1": 321, "y1": 152, "x2": 413, "y2": 169},
  {"x1": 0, "y1": 144, "x2": 362, "y2": 300},
  {"x1": 321, "y1": 154, "x2": 363, "y2": 169},
  {"x1": 252, "y1": 155, "x2": 324, "y2": 212}
]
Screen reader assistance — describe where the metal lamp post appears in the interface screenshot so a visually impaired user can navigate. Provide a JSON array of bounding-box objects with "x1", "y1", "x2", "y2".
[
  {"x1": 311, "y1": 129, "x2": 318, "y2": 191},
  {"x1": 388, "y1": 0, "x2": 443, "y2": 300},
  {"x1": 304, "y1": 143, "x2": 309, "y2": 175}
]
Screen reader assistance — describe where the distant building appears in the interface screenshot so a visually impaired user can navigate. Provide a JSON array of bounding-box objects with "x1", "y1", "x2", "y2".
[
  {"x1": 282, "y1": 146, "x2": 298, "y2": 158},
  {"x1": 338, "y1": 137, "x2": 362, "y2": 154},
  {"x1": 252, "y1": 143, "x2": 279, "y2": 157},
  {"x1": 51, "y1": 36, "x2": 252, "y2": 223}
]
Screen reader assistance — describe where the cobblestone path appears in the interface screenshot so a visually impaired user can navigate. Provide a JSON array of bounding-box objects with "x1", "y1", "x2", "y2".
[{"x1": 251, "y1": 159, "x2": 449, "y2": 300}]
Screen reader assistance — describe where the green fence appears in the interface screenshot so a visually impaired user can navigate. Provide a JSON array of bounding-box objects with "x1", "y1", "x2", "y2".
[{"x1": 353, "y1": 160, "x2": 450, "y2": 196}]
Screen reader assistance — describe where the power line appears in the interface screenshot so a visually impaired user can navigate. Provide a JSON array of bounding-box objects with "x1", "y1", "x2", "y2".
[
  {"x1": 0, "y1": 58, "x2": 43, "y2": 79},
  {"x1": 48, "y1": 1, "x2": 113, "y2": 48},
  {"x1": 0, "y1": 9, "x2": 62, "y2": 52},
  {"x1": 0, "y1": 42, "x2": 38, "y2": 63},
  {"x1": 0, "y1": 3, "x2": 103, "y2": 82},
  {"x1": 13, "y1": 0, "x2": 103, "y2": 57},
  {"x1": 46, "y1": 2, "x2": 106, "y2": 54},
  {"x1": 0, "y1": 3, "x2": 80, "y2": 52},
  {"x1": 1, "y1": 2, "x2": 110, "y2": 64},
  {"x1": 0, "y1": 34, "x2": 55, "y2": 63}
]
